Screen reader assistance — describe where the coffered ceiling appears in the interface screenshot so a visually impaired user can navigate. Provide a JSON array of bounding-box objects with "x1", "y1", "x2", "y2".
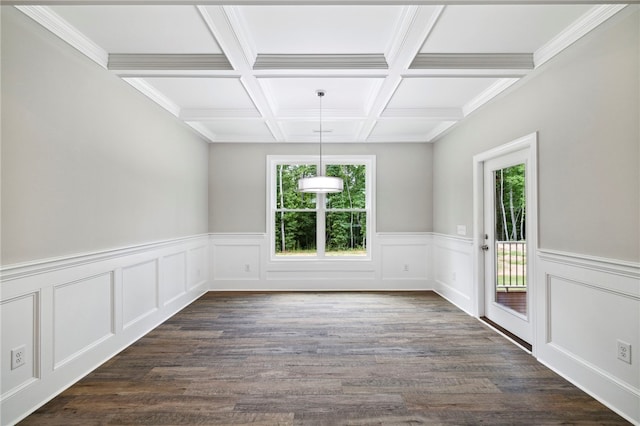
[{"x1": 15, "y1": 2, "x2": 628, "y2": 143}]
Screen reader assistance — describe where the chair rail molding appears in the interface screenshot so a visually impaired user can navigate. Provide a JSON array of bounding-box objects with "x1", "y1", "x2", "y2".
[{"x1": 1, "y1": 235, "x2": 210, "y2": 425}]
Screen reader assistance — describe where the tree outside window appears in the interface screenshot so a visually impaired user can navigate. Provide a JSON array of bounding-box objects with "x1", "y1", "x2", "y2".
[{"x1": 270, "y1": 156, "x2": 372, "y2": 259}]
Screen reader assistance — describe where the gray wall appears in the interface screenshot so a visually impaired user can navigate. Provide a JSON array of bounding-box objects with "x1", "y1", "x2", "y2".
[
  {"x1": 1, "y1": 7, "x2": 209, "y2": 265},
  {"x1": 209, "y1": 143, "x2": 433, "y2": 233},
  {"x1": 433, "y1": 9, "x2": 639, "y2": 262}
]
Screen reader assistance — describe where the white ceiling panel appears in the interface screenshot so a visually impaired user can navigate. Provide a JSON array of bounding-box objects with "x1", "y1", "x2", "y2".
[
  {"x1": 421, "y1": 5, "x2": 593, "y2": 53},
  {"x1": 195, "y1": 120, "x2": 275, "y2": 142},
  {"x1": 387, "y1": 78, "x2": 498, "y2": 109},
  {"x1": 51, "y1": 6, "x2": 222, "y2": 54},
  {"x1": 368, "y1": 120, "x2": 444, "y2": 142},
  {"x1": 26, "y1": 3, "x2": 624, "y2": 144},
  {"x1": 280, "y1": 120, "x2": 362, "y2": 142},
  {"x1": 258, "y1": 78, "x2": 383, "y2": 115},
  {"x1": 144, "y1": 78, "x2": 256, "y2": 110},
  {"x1": 238, "y1": 6, "x2": 405, "y2": 54}
]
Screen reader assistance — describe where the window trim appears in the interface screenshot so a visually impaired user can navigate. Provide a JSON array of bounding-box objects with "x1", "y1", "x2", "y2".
[{"x1": 267, "y1": 155, "x2": 375, "y2": 262}]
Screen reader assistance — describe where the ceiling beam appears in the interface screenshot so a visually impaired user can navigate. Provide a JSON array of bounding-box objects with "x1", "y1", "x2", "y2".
[
  {"x1": 5, "y1": 1, "x2": 633, "y2": 5},
  {"x1": 356, "y1": 5, "x2": 445, "y2": 142},
  {"x1": 253, "y1": 54, "x2": 389, "y2": 70},
  {"x1": 108, "y1": 53, "x2": 233, "y2": 70},
  {"x1": 197, "y1": 5, "x2": 285, "y2": 141},
  {"x1": 410, "y1": 53, "x2": 534, "y2": 70}
]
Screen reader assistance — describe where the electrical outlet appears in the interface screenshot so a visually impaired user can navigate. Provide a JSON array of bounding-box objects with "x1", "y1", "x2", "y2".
[
  {"x1": 403, "y1": 264, "x2": 409, "y2": 272},
  {"x1": 457, "y1": 225, "x2": 467, "y2": 236},
  {"x1": 617, "y1": 340, "x2": 631, "y2": 364},
  {"x1": 11, "y1": 345, "x2": 26, "y2": 370},
  {"x1": 244, "y1": 264, "x2": 251, "y2": 272},
  {"x1": 452, "y1": 272, "x2": 457, "y2": 281}
]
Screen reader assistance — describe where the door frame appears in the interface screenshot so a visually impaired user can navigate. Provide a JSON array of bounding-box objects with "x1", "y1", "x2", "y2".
[{"x1": 472, "y1": 132, "x2": 538, "y2": 354}]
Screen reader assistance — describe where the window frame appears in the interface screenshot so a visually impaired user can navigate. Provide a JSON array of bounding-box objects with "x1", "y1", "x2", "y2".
[{"x1": 267, "y1": 155, "x2": 375, "y2": 262}]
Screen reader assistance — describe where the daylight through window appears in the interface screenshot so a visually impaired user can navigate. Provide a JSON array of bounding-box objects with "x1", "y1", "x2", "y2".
[{"x1": 270, "y1": 156, "x2": 373, "y2": 259}]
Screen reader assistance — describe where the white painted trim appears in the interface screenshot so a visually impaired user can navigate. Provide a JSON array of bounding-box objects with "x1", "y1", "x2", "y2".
[
  {"x1": 121, "y1": 78, "x2": 181, "y2": 117},
  {"x1": 534, "y1": 5, "x2": 628, "y2": 68},
  {"x1": 5, "y1": 0, "x2": 635, "y2": 4},
  {"x1": 1, "y1": 235, "x2": 209, "y2": 425},
  {"x1": 222, "y1": 6, "x2": 258, "y2": 66},
  {"x1": 0, "y1": 234, "x2": 209, "y2": 282},
  {"x1": 384, "y1": 6, "x2": 418, "y2": 66},
  {"x1": 380, "y1": 107, "x2": 463, "y2": 120},
  {"x1": 185, "y1": 121, "x2": 218, "y2": 142},
  {"x1": 424, "y1": 121, "x2": 457, "y2": 142},
  {"x1": 266, "y1": 155, "x2": 376, "y2": 262},
  {"x1": 16, "y1": 6, "x2": 108, "y2": 69},
  {"x1": 181, "y1": 108, "x2": 262, "y2": 120},
  {"x1": 538, "y1": 249, "x2": 640, "y2": 279},
  {"x1": 462, "y1": 78, "x2": 520, "y2": 117},
  {"x1": 472, "y1": 132, "x2": 538, "y2": 347},
  {"x1": 253, "y1": 54, "x2": 389, "y2": 70},
  {"x1": 410, "y1": 53, "x2": 534, "y2": 70},
  {"x1": 430, "y1": 232, "x2": 473, "y2": 244},
  {"x1": 536, "y1": 252, "x2": 640, "y2": 424},
  {"x1": 108, "y1": 53, "x2": 232, "y2": 71},
  {"x1": 209, "y1": 231, "x2": 432, "y2": 291}
]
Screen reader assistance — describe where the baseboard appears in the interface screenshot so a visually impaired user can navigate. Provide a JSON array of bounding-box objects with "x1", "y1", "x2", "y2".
[{"x1": 1, "y1": 235, "x2": 210, "y2": 426}]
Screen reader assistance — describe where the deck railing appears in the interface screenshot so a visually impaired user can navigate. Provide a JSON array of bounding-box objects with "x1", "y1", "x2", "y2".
[{"x1": 496, "y1": 241, "x2": 527, "y2": 291}]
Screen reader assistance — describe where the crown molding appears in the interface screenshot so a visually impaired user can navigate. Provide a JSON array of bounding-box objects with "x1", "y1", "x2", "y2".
[
  {"x1": 462, "y1": 77, "x2": 519, "y2": 116},
  {"x1": 424, "y1": 120, "x2": 457, "y2": 141},
  {"x1": 380, "y1": 107, "x2": 463, "y2": 120},
  {"x1": 253, "y1": 54, "x2": 389, "y2": 70},
  {"x1": 16, "y1": 6, "x2": 108, "y2": 68},
  {"x1": 122, "y1": 78, "x2": 180, "y2": 117},
  {"x1": 180, "y1": 108, "x2": 262, "y2": 120},
  {"x1": 6, "y1": 1, "x2": 633, "y2": 5},
  {"x1": 108, "y1": 53, "x2": 233, "y2": 70},
  {"x1": 185, "y1": 121, "x2": 218, "y2": 142},
  {"x1": 533, "y1": 4, "x2": 628, "y2": 67},
  {"x1": 410, "y1": 53, "x2": 534, "y2": 69}
]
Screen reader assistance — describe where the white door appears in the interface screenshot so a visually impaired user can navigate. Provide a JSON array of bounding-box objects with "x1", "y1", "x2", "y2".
[{"x1": 483, "y1": 148, "x2": 532, "y2": 344}]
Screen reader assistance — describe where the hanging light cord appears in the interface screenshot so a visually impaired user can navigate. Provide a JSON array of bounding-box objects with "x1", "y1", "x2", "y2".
[{"x1": 318, "y1": 90, "x2": 324, "y2": 177}]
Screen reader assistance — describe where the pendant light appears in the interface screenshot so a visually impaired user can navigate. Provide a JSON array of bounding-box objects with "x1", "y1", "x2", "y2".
[{"x1": 297, "y1": 90, "x2": 344, "y2": 193}]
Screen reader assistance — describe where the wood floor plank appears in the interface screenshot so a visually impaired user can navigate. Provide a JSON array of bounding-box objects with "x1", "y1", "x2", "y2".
[{"x1": 20, "y1": 291, "x2": 630, "y2": 425}]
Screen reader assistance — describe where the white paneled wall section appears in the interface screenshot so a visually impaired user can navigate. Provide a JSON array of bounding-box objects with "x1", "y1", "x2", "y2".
[
  {"x1": 0, "y1": 235, "x2": 209, "y2": 425},
  {"x1": 3, "y1": 232, "x2": 638, "y2": 424},
  {"x1": 210, "y1": 233, "x2": 433, "y2": 291},
  {"x1": 535, "y1": 250, "x2": 639, "y2": 424}
]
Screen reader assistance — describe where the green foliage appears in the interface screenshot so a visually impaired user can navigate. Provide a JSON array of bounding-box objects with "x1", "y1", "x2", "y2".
[
  {"x1": 494, "y1": 164, "x2": 526, "y2": 241},
  {"x1": 275, "y1": 163, "x2": 367, "y2": 256}
]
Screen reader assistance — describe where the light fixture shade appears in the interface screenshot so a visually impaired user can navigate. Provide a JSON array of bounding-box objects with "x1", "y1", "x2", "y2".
[{"x1": 298, "y1": 176, "x2": 344, "y2": 193}]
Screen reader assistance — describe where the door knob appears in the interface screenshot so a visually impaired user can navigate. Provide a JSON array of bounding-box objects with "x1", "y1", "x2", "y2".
[{"x1": 481, "y1": 244, "x2": 489, "y2": 251}]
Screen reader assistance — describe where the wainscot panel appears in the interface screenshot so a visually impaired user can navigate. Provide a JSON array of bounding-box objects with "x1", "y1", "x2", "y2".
[
  {"x1": 432, "y1": 234, "x2": 474, "y2": 315},
  {"x1": 536, "y1": 250, "x2": 640, "y2": 424},
  {"x1": 209, "y1": 233, "x2": 432, "y2": 291},
  {"x1": 0, "y1": 235, "x2": 209, "y2": 425}
]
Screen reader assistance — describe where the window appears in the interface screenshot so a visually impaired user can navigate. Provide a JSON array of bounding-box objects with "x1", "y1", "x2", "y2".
[{"x1": 268, "y1": 155, "x2": 374, "y2": 260}]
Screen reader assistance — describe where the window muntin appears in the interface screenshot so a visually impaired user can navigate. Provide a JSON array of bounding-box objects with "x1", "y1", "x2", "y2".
[{"x1": 269, "y1": 156, "x2": 373, "y2": 260}]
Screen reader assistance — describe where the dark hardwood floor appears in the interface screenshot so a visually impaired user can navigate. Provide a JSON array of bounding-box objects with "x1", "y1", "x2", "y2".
[{"x1": 22, "y1": 292, "x2": 629, "y2": 425}]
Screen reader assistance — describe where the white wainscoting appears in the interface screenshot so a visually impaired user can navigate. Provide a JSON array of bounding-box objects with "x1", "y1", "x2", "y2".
[
  {"x1": 209, "y1": 233, "x2": 433, "y2": 291},
  {"x1": 535, "y1": 250, "x2": 639, "y2": 424},
  {"x1": 430, "y1": 234, "x2": 639, "y2": 423},
  {"x1": 431, "y1": 233, "x2": 475, "y2": 315},
  {"x1": 0, "y1": 235, "x2": 209, "y2": 426}
]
